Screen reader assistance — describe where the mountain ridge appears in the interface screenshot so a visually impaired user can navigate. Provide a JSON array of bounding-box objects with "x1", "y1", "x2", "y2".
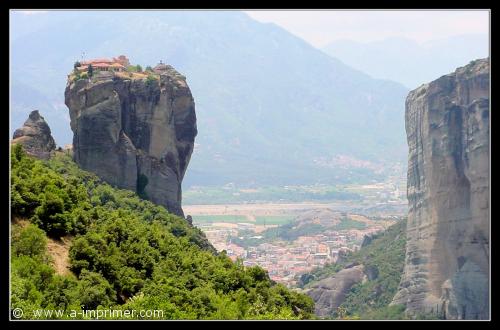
[{"x1": 10, "y1": 10, "x2": 409, "y2": 186}]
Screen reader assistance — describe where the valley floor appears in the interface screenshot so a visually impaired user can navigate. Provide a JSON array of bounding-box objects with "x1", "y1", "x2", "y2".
[{"x1": 185, "y1": 201, "x2": 404, "y2": 287}]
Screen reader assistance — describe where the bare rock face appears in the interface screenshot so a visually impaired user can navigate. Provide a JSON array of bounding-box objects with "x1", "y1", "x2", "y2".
[
  {"x1": 392, "y1": 59, "x2": 489, "y2": 319},
  {"x1": 65, "y1": 66, "x2": 197, "y2": 217},
  {"x1": 12, "y1": 110, "x2": 56, "y2": 159},
  {"x1": 305, "y1": 265, "x2": 365, "y2": 318}
]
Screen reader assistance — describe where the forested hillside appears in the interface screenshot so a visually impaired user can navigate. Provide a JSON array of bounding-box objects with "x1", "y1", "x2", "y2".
[{"x1": 10, "y1": 145, "x2": 314, "y2": 319}]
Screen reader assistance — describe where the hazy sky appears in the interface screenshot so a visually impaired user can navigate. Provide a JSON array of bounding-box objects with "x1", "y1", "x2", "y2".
[
  {"x1": 15, "y1": 9, "x2": 490, "y2": 48},
  {"x1": 245, "y1": 10, "x2": 490, "y2": 47}
]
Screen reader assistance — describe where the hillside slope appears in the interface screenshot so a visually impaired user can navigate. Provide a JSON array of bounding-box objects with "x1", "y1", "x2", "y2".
[{"x1": 10, "y1": 145, "x2": 314, "y2": 320}]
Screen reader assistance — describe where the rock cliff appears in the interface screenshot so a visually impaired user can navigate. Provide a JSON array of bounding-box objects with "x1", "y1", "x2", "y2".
[
  {"x1": 392, "y1": 58, "x2": 490, "y2": 319},
  {"x1": 305, "y1": 264, "x2": 366, "y2": 318},
  {"x1": 65, "y1": 65, "x2": 197, "y2": 217},
  {"x1": 12, "y1": 110, "x2": 56, "y2": 159}
]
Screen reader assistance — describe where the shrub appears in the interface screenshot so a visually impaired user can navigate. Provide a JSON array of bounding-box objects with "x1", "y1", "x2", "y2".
[
  {"x1": 77, "y1": 270, "x2": 116, "y2": 309},
  {"x1": 12, "y1": 224, "x2": 47, "y2": 259},
  {"x1": 31, "y1": 191, "x2": 70, "y2": 237},
  {"x1": 43, "y1": 275, "x2": 79, "y2": 310}
]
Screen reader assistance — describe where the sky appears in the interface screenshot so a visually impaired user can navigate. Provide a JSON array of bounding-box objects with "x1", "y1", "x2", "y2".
[
  {"x1": 15, "y1": 10, "x2": 489, "y2": 48},
  {"x1": 245, "y1": 10, "x2": 490, "y2": 48}
]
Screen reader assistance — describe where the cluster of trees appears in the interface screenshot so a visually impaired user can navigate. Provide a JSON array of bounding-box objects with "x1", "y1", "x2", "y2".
[
  {"x1": 10, "y1": 145, "x2": 314, "y2": 319},
  {"x1": 126, "y1": 64, "x2": 144, "y2": 73}
]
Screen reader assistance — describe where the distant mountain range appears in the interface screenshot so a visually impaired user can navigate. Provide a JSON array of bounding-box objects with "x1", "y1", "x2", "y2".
[
  {"x1": 322, "y1": 34, "x2": 489, "y2": 89},
  {"x1": 10, "y1": 11, "x2": 409, "y2": 187}
]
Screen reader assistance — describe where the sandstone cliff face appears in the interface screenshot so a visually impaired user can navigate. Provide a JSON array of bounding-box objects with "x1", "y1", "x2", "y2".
[
  {"x1": 305, "y1": 264, "x2": 365, "y2": 318},
  {"x1": 392, "y1": 59, "x2": 489, "y2": 319},
  {"x1": 65, "y1": 66, "x2": 197, "y2": 217},
  {"x1": 12, "y1": 110, "x2": 56, "y2": 159}
]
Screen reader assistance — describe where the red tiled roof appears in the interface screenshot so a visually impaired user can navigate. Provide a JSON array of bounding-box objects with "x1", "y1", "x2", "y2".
[
  {"x1": 81, "y1": 58, "x2": 113, "y2": 65},
  {"x1": 93, "y1": 63, "x2": 111, "y2": 67}
]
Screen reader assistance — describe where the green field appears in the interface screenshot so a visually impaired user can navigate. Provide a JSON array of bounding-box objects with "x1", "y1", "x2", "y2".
[
  {"x1": 192, "y1": 215, "x2": 248, "y2": 223},
  {"x1": 192, "y1": 215, "x2": 296, "y2": 225}
]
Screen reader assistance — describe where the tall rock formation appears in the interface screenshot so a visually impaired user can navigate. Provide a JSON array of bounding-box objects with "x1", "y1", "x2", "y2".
[
  {"x1": 392, "y1": 58, "x2": 489, "y2": 319},
  {"x1": 12, "y1": 110, "x2": 56, "y2": 159},
  {"x1": 65, "y1": 64, "x2": 197, "y2": 217}
]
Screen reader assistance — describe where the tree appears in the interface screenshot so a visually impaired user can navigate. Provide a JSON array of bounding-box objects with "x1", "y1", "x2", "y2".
[
  {"x1": 74, "y1": 61, "x2": 81, "y2": 69},
  {"x1": 136, "y1": 65, "x2": 143, "y2": 72},
  {"x1": 87, "y1": 64, "x2": 94, "y2": 78},
  {"x1": 12, "y1": 224, "x2": 47, "y2": 259},
  {"x1": 77, "y1": 270, "x2": 116, "y2": 309},
  {"x1": 12, "y1": 143, "x2": 25, "y2": 162},
  {"x1": 145, "y1": 66, "x2": 153, "y2": 72},
  {"x1": 32, "y1": 191, "x2": 69, "y2": 237}
]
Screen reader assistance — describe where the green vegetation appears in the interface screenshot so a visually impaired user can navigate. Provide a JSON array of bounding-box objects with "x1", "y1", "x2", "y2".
[
  {"x1": 229, "y1": 223, "x2": 326, "y2": 249},
  {"x1": 10, "y1": 145, "x2": 314, "y2": 319},
  {"x1": 264, "y1": 223, "x2": 326, "y2": 242},
  {"x1": 184, "y1": 185, "x2": 361, "y2": 205},
  {"x1": 127, "y1": 64, "x2": 144, "y2": 73},
  {"x1": 299, "y1": 220, "x2": 408, "y2": 319},
  {"x1": 192, "y1": 215, "x2": 248, "y2": 224},
  {"x1": 334, "y1": 216, "x2": 367, "y2": 230},
  {"x1": 230, "y1": 215, "x2": 367, "y2": 249},
  {"x1": 265, "y1": 216, "x2": 366, "y2": 242},
  {"x1": 87, "y1": 64, "x2": 93, "y2": 78},
  {"x1": 358, "y1": 304, "x2": 407, "y2": 320},
  {"x1": 145, "y1": 74, "x2": 158, "y2": 88}
]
